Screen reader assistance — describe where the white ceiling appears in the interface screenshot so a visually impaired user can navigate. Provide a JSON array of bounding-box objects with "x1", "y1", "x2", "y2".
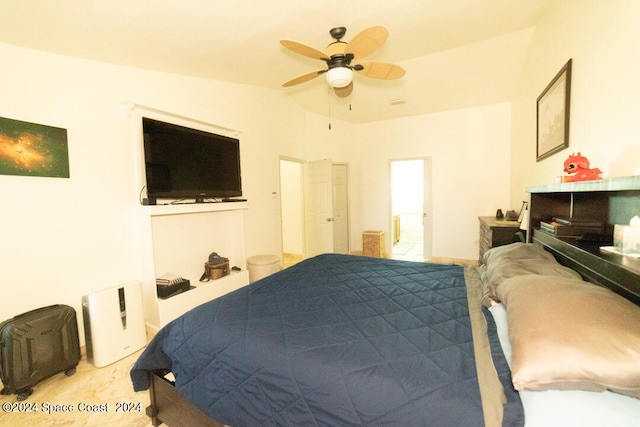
[{"x1": 0, "y1": 0, "x2": 554, "y2": 123}]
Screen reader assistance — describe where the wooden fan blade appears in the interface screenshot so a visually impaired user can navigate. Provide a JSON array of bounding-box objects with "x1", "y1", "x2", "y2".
[
  {"x1": 282, "y1": 70, "x2": 326, "y2": 87},
  {"x1": 280, "y1": 40, "x2": 329, "y2": 61},
  {"x1": 345, "y1": 25, "x2": 389, "y2": 59},
  {"x1": 334, "y1": 82, "x2": 353, "y2": 98},
  {"x1": 355, "y1": 61, "x2": 405, "y2": 80}
]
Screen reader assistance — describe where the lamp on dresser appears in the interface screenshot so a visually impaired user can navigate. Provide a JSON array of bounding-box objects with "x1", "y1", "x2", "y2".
[{"x1": 517, "y1": 203, "x2": 530, "y2": 242}]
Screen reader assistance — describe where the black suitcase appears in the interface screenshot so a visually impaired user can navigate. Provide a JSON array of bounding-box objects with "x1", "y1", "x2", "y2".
[{"x1": 0, "y1": 304, "x2": 80, "y2": 400}]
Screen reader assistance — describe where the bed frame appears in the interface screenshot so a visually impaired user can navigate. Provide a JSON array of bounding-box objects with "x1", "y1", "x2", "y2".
[
  {"x1": 146, "y1": 370, "x2": 224, "y2": 427},
  {"x1": 142, "y1": 239, "x2": 640, "y2": 427}
]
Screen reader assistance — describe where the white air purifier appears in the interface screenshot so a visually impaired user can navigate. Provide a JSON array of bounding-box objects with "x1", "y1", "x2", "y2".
[{"x1": 82, "y1": 281, "x2": 146, "y2": 368}]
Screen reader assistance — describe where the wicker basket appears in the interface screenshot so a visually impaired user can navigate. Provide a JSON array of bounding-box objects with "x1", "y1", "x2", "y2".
[{"x1": 363, "y1": 230, "x2": 385, "y2": 258}]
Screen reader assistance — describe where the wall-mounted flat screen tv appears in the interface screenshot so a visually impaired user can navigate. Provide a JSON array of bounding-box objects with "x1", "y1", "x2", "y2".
[{"x1": 142, "y1": 117, "x2": 242, "y2": 204}]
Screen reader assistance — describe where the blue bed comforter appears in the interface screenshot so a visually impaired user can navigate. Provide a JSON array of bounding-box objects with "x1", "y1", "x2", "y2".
[{"x1": 132, "y1": 254, "x2": 515, "y2": 426}]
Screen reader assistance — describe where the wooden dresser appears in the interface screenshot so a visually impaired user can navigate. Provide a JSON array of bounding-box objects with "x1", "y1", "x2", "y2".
[{"x1": 478, "y1": 216, "x2": 520, "y2": 263}]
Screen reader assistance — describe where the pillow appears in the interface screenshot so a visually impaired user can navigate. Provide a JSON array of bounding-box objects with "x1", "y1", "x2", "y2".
[
  {"x1": 483, "y1": 243, "x2": 581, "y2": 302},
  {"x1": 482, "y1": 242, "x2": 553, "y2": 265},
  {"x1": 497, "y1": 275, "x2": 640, "y2": 399},
  {"x1": 476, "y1": 263, "x2": 494, "y2": 307}
]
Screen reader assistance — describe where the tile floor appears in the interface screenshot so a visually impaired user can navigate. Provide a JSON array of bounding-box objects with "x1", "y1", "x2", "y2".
[{"x1": 0, "y1": 347, "x2": 152, "y2": 427}]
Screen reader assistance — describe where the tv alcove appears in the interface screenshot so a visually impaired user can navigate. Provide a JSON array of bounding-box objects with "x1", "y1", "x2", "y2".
[
  {"x1": 139, "y1": 202, "x2": 249, "y2": 330},
  {"x1": 126, "y1": 104, "x2": 249, "y2": 330}
]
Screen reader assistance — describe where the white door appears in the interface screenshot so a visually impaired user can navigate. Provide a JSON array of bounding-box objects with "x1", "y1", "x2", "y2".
[
  {"x1": 304, "y1": 159, "x2": 334, "y2": 258},
  {"x1": 332, "y1": 164, "x2": 349, "y2": 254}
]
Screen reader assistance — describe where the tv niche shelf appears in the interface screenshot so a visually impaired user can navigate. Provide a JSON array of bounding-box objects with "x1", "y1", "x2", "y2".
[
  {"x1": 527, "y1": 176, "x2": 640, "y2": 304},
  {"x1": 140, "y1": 201, "x2": 249, "y2": 330}
]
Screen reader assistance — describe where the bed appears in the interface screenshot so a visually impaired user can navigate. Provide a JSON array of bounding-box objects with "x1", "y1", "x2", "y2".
[{"x1": 131, "y1": 243, "x2": 640, "y2": 426}]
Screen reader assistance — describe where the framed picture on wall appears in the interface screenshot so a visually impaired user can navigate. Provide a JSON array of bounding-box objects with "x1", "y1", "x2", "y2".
[
  {"x1": 536, "y1": 59, "x2": 572, "y2": 162},
  {"x1": 0, "y1": 116, "x2": 69, "y2": 178}
]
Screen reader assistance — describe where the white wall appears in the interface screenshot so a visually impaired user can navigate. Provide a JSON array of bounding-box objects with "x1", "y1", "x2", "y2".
[
  {"x1": 0, "y1": 43, "x2": 305, "y2": 332},
  {"x1": 300, "y1": 103, "x2": 513, "y2": 262},
  {"x1": 352, "y1": 103, "x2": 512, "y2": 261},
  {"x1": 510, "y1": 0, "x2": 640, "y2": 204}
]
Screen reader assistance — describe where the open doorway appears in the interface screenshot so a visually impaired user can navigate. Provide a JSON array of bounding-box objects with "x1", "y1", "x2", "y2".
[
  {"x1": 279, "y1": 159, "x2": 304, "y2": 269},
  {"x1": 390, "y1": 158, "x2": 432, "y2": 261},
  {"x1": 279, "y1": 158, "x2": 350, "y2": 268}
]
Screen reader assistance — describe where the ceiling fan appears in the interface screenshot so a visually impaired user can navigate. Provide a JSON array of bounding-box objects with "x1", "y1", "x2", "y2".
[{"x1": 280, "y1": 26, "x2": 405, "y2": 98}]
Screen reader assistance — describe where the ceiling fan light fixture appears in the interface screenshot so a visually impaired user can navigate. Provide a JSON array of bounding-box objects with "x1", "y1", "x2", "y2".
[
  {"x1": 281, "y1": 26, "x2": 404, "y2": 95},
  {"x1": 326, "y1": 67, "x2": 353, "y2": 88}
]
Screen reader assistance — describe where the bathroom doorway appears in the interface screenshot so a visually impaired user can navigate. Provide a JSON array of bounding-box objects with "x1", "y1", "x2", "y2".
[{"x1": 390, "y1": 158, "x2": 432, "y2": 261}]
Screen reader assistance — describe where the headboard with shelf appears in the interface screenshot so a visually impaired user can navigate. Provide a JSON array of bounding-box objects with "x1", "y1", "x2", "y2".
[
  {"x1": 532, "y1": 229, "x2": 640, "y2": 305},
  {"x1": 527, "y1": 176, "x2": 640, "y2": 237},
  {"x1": 527, "y1": 176, "x2": 640, "y2": 306}
]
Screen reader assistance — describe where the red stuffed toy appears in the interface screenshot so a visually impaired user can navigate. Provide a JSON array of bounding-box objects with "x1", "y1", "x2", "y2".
[{"x1": 563, "y1": 152, "x2": 602, "y2": 182}]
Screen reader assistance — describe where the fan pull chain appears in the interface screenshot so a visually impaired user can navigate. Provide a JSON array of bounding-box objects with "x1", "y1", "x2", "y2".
[{"x1": 328, "y1": 89, "x2": 332, "y2": 130}]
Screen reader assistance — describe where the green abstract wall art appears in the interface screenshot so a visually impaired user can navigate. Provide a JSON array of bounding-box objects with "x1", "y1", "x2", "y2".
[{"x1": 0, "y1": 116, "x2": 70, "y2": 178}]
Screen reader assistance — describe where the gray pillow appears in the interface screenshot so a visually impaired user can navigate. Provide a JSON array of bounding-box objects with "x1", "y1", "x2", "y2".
[{"x1": 482, "y1": 243, "x2": 582, "y2": 303}]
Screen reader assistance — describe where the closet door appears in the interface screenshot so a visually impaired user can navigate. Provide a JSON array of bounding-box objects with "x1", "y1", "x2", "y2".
[{"x1": 304, "y1": 159, "x2": 334, "y2": 258}]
